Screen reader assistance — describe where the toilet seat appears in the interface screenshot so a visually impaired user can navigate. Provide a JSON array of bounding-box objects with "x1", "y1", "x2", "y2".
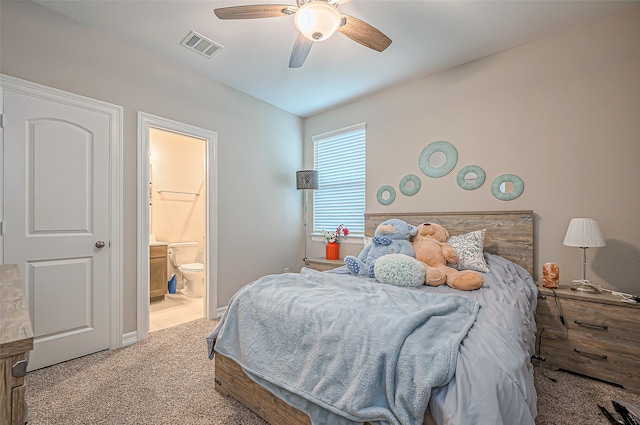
[{"x1": 179, "y1": 262, "x2": 203, "y2": 272}]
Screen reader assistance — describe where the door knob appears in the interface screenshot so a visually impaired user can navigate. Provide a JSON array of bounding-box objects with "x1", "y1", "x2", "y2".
[{"x1": 95, "y1": 240, "x2": 106, "y2": 248}]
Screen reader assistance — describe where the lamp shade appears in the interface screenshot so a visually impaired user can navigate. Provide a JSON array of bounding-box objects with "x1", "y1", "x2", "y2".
[
  {"x1": 294, "y1": 1, "x2": 341, "y2": 41},
  {"x1": 563, "y1": 218, "x2": 606, "y2": 248},
  {"x1": 296, "y1": 170, "x2": 318, "y2": 190}
]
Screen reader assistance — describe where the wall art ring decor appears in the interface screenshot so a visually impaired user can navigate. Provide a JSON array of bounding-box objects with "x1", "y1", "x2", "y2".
[
  {"x1": 399, "y1": 174, "x2": 421, "y2": 196},
  {"x1": 419, "y1": 141, "x2": 458, "y2": 178},
  {"x1": 456, "y1": 165, "x2": 486, "y2": 190},
  {"x1": 491, "y1": 174, "x2": 524, "y2": 201},
  {"x1": 376, "y1": 185, "x2": 396, "y2": 206}
]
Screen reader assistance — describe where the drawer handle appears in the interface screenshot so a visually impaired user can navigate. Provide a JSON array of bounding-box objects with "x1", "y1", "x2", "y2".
[
  {"x1": 573, "y1": 348, "x2": 608, "y2": 360},
  {"x1": 12, "y1": 359, "x2": 28, "y2": 378},
  {"x1": 573, "y1": 320, "x2": 608, "y2": 330}
]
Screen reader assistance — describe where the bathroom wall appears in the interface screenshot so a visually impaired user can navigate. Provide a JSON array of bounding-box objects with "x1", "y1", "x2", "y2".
[{"x1": 150, "y1": 127, "x2": 206, "y2": 283}]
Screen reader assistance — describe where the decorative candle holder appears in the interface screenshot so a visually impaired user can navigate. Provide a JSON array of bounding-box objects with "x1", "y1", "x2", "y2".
[{"x1": 542, "y1": 262, "x2": 559, "y2": 288}]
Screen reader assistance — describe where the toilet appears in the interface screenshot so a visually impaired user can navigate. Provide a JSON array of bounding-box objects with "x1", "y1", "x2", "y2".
[{"x1": 167, "y1": 242, "x2": 204, "y2": 298}]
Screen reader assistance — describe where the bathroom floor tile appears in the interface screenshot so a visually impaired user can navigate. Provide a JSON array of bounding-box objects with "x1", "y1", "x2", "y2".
[{"x1": 149, "y1": 293, "x2": 203, "y2": 332}]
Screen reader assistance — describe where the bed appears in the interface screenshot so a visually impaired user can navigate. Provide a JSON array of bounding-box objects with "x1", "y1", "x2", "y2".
[{"x1": 207, "y1": 210, "x2": 537, "y2": 425}]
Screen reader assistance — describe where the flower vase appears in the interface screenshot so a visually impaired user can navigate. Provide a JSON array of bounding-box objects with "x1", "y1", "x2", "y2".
[{"x1": 326, "y1": 242, "x2": 339, "y2": 260}]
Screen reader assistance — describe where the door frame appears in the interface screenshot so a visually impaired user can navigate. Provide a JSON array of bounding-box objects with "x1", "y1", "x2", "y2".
[
  {"x1": 0, "y1": 74, "x2": 124, "y2": 351},
  {"x1": 136, "y1": 112, "x2": 218, "y2": 342}
]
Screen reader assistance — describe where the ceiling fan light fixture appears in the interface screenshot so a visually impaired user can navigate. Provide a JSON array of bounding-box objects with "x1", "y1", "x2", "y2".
[{"x1": 294, "y1": 1, "x2": 341, "y2": 41}]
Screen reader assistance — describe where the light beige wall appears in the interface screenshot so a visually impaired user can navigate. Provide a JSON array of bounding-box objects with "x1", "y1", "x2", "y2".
[
  {"x1": 1, "y1": 1, "x2": 305, "y2": 332},
  {"x1": 150, "y1": 128, "x2": 206, "y2": 250},
  {"x1": 304, "y1": 6, "x2": 640, "y2": 294}
]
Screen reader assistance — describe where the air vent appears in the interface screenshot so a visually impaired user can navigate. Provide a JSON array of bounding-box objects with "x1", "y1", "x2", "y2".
[{"x1": 181, "y1": 31, "x2": 223, "y2": 58}]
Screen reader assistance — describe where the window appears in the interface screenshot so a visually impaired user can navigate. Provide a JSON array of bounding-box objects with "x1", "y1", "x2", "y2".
[{"x1": 312, "y1": 123, "x2": 366, "y2": 235}]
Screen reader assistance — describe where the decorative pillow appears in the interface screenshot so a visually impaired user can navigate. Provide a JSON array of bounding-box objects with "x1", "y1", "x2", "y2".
[
  {"x1": 374, "y1": 254, "x2": 425, "y2": 287},
  {"x1": 447, "y1": 229, "x2": 490, "y2": 272}
]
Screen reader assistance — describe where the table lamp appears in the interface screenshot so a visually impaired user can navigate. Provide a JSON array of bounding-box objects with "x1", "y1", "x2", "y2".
[{"x1": 563, "y1": 218, "x2": 606, "y2": 293}]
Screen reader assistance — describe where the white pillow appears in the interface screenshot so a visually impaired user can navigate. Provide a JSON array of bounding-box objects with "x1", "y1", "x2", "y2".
[
  {"x1": 374, "y1": 254, "x2": 425, "y2": 287},
  {"x1": 447, "y1": 229, "x2": 490, "y2": 272}
]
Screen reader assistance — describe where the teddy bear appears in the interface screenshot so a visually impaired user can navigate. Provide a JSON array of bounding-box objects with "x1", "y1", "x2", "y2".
[
  {"x1": 344, "y1": 218, "x2": 417, "y2": 278},
  {"x1": 411, "y1": 222, "x2": 484, "y2": 291}
]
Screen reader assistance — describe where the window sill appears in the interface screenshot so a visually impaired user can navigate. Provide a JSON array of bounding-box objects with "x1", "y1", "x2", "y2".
[{"x1": 310, "y1": 235, "x2": 364, "y2": 245}]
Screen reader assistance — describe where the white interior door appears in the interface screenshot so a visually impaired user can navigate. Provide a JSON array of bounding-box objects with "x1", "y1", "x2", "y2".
[{"x1": 3, "y1": 85, "x2": 113, "y2": 370}]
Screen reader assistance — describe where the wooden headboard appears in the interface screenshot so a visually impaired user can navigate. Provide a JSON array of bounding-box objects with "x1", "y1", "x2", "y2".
[{"x1": 364, "y1": 210, "x2": 534, "y2": 276}]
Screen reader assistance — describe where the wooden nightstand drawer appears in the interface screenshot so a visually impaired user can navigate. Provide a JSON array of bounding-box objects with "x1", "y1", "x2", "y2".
[
  {"x1": 539, "y1": 329, "x2": 640, "y2": 393},
  {"x1": 537, "y1": 295, "x2": 640, "y2": 345},
  {"x1": 535, "y1": 284, "x2": 640, "y2": 394}
]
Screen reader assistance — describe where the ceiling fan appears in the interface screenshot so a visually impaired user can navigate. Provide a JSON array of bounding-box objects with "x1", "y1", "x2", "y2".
[{"x1": 214, "y1": 0, "x2": 392, "y2": 68}]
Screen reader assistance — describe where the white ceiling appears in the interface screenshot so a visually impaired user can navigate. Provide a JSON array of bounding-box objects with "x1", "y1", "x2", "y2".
[{"x1": 34, "y1": 0, "x2": 634, "y2": 117}]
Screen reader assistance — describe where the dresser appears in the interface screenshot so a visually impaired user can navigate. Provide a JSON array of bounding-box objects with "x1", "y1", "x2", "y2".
[
  {"x1": 1, "y1": 264, "x2": 33, "y2": 425},
  {"x1": 150, "y1": 243, "x2": 168, "y2": 301},
  {"x1": 535, "y1": 284, "x2": 640, "y2": 394},
  {"x1": 305, "y1": 257, "x2": 345, "y2": 272}
]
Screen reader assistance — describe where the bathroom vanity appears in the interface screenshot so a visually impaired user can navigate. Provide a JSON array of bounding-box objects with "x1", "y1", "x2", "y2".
[{"x1": 150, "y1": 243, "x2": 168, "y2": 301}]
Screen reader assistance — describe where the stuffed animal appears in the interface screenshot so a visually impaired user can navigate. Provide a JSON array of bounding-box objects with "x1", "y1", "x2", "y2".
[
  {"x1": 411, "y1": 222, "x2": 484, "y2": 291},
  {"x1": 373, "y1": 254, "x2": 425, "y2": 287},
  {"x1": 344, "y1": 219, "x2": 417, "y2": 278}
]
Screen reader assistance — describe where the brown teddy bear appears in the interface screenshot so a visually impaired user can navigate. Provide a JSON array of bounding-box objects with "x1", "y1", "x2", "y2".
[{"x1": 411, "y1": 222, "x2": 484, "y2": 291}]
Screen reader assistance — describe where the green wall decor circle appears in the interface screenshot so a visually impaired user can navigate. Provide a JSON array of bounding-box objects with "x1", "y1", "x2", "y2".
[
  {"x1": 399, "y1": 174, "x2": 421, "y2": 196},
  {"x1": 419, "y1": 141, "x2": 458, "y2": 178},
  {"x1": 456, "y1": 165, "x2": 486, "y2": 190},
  {"x1": 377, "y1": 185, "x2": 396, "y2": 206},
  {"x1": 491, "y1": 174, "x2": 525, "y2": 201}
]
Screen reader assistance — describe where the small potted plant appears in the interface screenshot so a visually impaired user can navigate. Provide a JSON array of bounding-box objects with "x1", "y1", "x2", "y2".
[{"x1": 323, "y1": 225, "x2": 349, "y2": 260}]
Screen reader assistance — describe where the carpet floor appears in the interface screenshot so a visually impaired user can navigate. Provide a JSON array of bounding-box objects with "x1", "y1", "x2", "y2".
[{"x1": 25, "y1": 318, "x2": 640, "y2": 425}]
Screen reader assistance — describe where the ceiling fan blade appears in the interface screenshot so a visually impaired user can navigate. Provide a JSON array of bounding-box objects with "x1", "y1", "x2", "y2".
[
  {"x1": 289, "y1": 33, "x2": 313, "y2": 68},
  {"x1": 338, "y1": 14, "x2": 392, "y2": 52},
  {"x1": 214, "y1": 5, "x2": 296, "y2": 20}
]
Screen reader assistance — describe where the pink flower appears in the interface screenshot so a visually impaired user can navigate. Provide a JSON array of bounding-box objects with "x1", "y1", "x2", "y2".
[
  {"x1": 323, "y1": 225, "x2": 350, "y2": 243},
  {"x1": 336, "y1": 224, "x2": 349, "y2": 237}
]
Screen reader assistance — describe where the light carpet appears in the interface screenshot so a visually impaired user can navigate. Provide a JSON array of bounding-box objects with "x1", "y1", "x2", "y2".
[{"x1": 25, "y1": 318, "x2": 640, "y2": 424}]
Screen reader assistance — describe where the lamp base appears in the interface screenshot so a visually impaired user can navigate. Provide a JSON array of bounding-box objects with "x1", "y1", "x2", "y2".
[{"x1": 571, "y1": 279, "x2": 601, "y2": 294}]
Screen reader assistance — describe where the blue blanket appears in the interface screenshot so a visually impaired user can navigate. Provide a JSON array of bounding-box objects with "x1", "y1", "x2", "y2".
[{"x1": 211, "y1": 268, "x2": 479, "y2": 425}]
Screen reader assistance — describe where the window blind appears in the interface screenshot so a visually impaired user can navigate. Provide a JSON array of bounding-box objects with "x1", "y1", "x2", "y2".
[{"x1": 313, "y1": 123, "x2": 366, "y2": 235}]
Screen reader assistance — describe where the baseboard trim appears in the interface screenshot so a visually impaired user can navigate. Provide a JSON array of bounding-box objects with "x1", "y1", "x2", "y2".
[
  {"x1": 121, "y1": 331, "x2": 138, "y2": 347},
  {"x1": 216, "y1": 306, "x2": 227, "y2": 319}
]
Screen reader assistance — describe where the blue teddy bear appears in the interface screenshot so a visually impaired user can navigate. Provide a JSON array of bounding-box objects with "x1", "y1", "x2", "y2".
[{"x1": 344, "y1": 219, "x2": 417, "y2": 278}]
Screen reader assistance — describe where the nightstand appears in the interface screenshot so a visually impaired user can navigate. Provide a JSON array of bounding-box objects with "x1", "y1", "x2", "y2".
[
  {"x1": 304, "y1": 257, "x2": 345, "y2": 272},
  {"x1": 535, "y1": 284, "x2": 640, "y2": 394}
]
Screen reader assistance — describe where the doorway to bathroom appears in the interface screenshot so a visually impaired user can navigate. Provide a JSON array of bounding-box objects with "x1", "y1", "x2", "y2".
[
  {"x1": 149, "y1": 127, "x2": 206, "y2": 332},
  {"x1": 137, "y1": 112, "x2": 217, "y2": 342}
]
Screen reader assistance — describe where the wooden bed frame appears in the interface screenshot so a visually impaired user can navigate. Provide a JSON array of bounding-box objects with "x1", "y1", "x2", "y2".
[{"x1": 214, "y1": 210, "x2": 534, "y2": 425}]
